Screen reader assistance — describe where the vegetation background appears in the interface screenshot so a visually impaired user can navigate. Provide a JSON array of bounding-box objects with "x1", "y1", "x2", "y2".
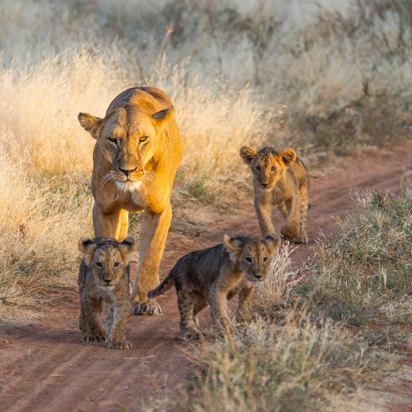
[{"x1": 0, "y1": 1, "x2": 410, "y2": 408}]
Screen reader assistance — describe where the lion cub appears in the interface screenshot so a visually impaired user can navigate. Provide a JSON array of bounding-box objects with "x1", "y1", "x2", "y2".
[
  {"x1": 240, "y1": 146, "x2": 309, "y2": 243},
  {"x1": 148, "y1": 234, "x2": 280, "y2": 340},
  {"x1": 78, "y1": 236, "x2": 135, "y2": 349}
]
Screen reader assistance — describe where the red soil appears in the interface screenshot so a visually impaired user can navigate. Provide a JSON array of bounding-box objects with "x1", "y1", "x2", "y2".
[{"x1": 0, "y1": 142, "x2": 411, "y2": 411}]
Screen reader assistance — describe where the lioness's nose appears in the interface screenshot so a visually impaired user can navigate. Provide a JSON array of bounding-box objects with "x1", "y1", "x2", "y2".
[{"x1": 119, "y1": 167, "x2": 137, "y2": 177}]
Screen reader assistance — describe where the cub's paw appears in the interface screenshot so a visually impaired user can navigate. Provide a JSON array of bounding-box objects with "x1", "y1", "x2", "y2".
[
  {"x1": 132, "y1": 301, "x2": 162, "y2": 316},
  {"x1": 78, "y1": 314, "x2": 87, "y2": 333},
  {"x1": 82, "y1": 330, "x2": 107, "y2": 343},
  {"x1": 292, "y1": 235, "x2": 308, "y2": 244},
  {"x1": 106, "y1": 339, "x2": 132, "y2": 350},
  {"x1": 182, "y1": 329, "x2": 201, "y2": 341}
]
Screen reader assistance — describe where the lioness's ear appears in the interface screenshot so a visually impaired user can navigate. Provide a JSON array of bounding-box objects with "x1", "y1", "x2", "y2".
[
  {"x1": 118, "y1": 236, "x2": 136, "y2": 263},
  {"x1": 279, "y1": 148, "x2": 297, "y2": 167},
  {"x1": 78, "y1": 112, "x2": 103, "y2": 139},
  {"x1": 264, "y1": 233, "x2": 281, "y2": 256},
  {"x1": 240, "y1": 146, "x2": 257, "y2": 165},
  {"x1": 151, "y1": 106, "x2": 174, "y2": 132},
  {"x1": 223, "y1": 234, "x2": 244, "y2": 253},
  {"x1": 78, "y1": 238, "x2": 97, "y2": 266}
]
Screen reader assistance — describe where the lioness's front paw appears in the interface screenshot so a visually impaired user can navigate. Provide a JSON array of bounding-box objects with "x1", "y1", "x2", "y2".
[
  {"x1": 132, "y1": 301, "x2": 162, "y2": 316},
  {"x1": 106, "y1": 339, "x2": 132, "y2": 350},
  {"x1": 82, "y1": 330, "x2": 107, "y2": 343}
]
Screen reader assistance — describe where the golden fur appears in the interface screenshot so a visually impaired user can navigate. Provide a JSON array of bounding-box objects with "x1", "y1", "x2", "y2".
[
  {"x1": 78, "y1": 237, "x2": 136, "y2": 349},
  {"x1": 78, "y1": 87, "x2": 183, "y2": 315},
  {"x1": 148, "y1": 234, "x2": 280, "y2": 340},
  {"x1": 240, "y1": 146, "x2": 309, "y2": 243}
]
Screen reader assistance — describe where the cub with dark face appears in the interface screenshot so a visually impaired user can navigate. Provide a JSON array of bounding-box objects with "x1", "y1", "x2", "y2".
[
  {"x1": 148, "y1": 234, "x2": 280, "y2": 340},
  {"x1": 240, "y1": 146, "x2": 309, "y2": 244},
  {"x1": 78, "y1": 236, "x2": 135, "y2": 349}
]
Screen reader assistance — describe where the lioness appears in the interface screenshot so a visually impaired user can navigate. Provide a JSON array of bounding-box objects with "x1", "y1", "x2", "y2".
[
  {"x1": 148, "y1": 234, "x2": 280, "y2": 340},
  {"x1": 78, "y1": 236, "x2": 136, "y2": 349},
  {"x1": 78, "y1": 87, "x2": 182, "y2": 316},
  {"x1": 240, "y1": 146, "x2": 309, "y2": 243}
]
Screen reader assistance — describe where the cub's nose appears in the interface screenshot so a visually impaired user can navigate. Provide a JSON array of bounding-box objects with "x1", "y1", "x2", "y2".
[
  {"x1": 255, "y1": 274, "x2": 262, "y2": 280},
  {"x1": 261, "y1": 183, "x2": 268, "y2": 187},
  {"x1": 119, "y1": 167, "x2": 137, "y2": 177}
]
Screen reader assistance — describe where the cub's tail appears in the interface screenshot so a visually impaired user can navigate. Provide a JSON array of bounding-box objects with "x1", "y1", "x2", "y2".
[{"x1": 148, "y1": 270, "x2": 174, "y2": 298}]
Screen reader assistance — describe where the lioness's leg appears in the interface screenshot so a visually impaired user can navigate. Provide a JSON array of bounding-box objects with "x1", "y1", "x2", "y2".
[
  {"x1": 298, "y1": 185, "x2": 309, "y2": 244},
  {"x1": 236, "y1": 285, "x2": 256, "y2": 323},
  {"x1": 131, "y1": 202, "x2": 172, "y2": 315},
  {"x1": 93, "y1": 203, "x2": 121, "y2": 239},
  {"x1": 116, "y1": 209, "x2": 129, "y2": 241},
  {"x1": 255, "y1": 198, "x2": 275, "y2": 237},
  {"x1": 82, "y1": 296, "x2": 107, "y2": 343},
  {"x1": 281, "y1": 197, "x2": 301, "y2": 242},
  {"x1": 106, "y1": 300, "x2": 132, "y2": 350}
]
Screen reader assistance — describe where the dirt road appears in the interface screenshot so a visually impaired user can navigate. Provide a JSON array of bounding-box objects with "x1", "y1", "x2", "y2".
[{"x1": 0, "y1": 142, "x2": 411, "y2": 411}]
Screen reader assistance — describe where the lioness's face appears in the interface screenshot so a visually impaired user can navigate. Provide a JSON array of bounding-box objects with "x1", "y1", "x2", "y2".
[
  {"x1": 79, "y1": 237, "x2": 135, "y2": 289},
  {"x1": 78, "y1": 105, "x2": 173, "y2": 191},
  {"x1": 223, "y1": 234, "x2": 280, "y2": 285},
  {"x1": 240, "y1": 146, "x2": 297, "y2": 190}
]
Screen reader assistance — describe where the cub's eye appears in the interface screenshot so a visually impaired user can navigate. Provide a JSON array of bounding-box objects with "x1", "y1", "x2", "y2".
[
  {"x1": 255, "y1": 165, "x2": 261, "y2": 171},
  {"x1": 108, "y1": 137, "x2": 117, "y2": 144},
  {"x1": 139, "y1": 136, "x2": 148, "y2": 143},
  {"x1": 245, "y1": 257, "x2": 252, "y2": 263},
  {"x1": 271, "y1": 166, "x2": 276, "y2": 172},
  {"x1": 113, "y1": 262, "x2": 120, "y2": 268},
  {"x1": 95, "y1": 261, "x2": 103, "y2": 267},
  {"x1": 263, "y1": 257, "x2": 269, "y2": 263}
]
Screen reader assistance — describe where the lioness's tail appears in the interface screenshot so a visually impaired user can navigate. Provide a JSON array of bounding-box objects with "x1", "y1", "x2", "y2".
[{"x1": 148, "y1": 270, "x2": 174, "y2": 298}]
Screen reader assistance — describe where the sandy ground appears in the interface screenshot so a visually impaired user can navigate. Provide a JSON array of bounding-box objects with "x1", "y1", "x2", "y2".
[{"x1": 0, "y1": 141, "x2": 411, "y2": 411}]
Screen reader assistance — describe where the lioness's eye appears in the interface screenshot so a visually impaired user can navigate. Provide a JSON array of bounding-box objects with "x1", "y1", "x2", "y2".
[
  {"x1": 114, "y1": 262, "x2": 120, "y2": 267},
  {"x1": 96, "y1": 261, "x2": 103, "y2": 267},
  {"x1": 108, "y1": 137, "x2": 117, "y2": 144},
  {"x1": 255, "y1": 165, "x2": 261, "y2": 171},
  {"x1": 263, "y1": 257, "x2": 269, "y2": 262},
  {"x1": 271, "y1": 166, "x2": 276, "y2": 172},
  {"x1": 139, "y1": 136, "x2": 148, "y2": 142},
  {"x1": 245, "y1": 257, "x2": 252, "y2": 263}
]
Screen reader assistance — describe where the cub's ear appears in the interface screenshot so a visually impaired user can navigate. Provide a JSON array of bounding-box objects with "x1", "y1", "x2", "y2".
[
  {"x1": 223, "y1": 234, "x2": 244, "y2": 254},
  {"x1": 264, "y1": 233, "x2": 281, "y2": 256},
  {"x1": 78, "y1": 238, "x2": 97, "y2": 266},
  {"x1": 240, "y1": 146, "x2": 257, "y2": 165},
  {"x1": 279, "y1": 148, "x2": 297, "y2": 167},
  {"x1": 78, "y1": 112, "x2": 103, "y2": 139},
  {"x1": 151, "y1": 106, "x2": 174, "y2": 133},
  {"x1": 118, "y1": 237, "x2": 136, "y2": 263}
]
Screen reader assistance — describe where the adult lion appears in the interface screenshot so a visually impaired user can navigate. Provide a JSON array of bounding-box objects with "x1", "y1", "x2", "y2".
[{"x1": 78, "y1": 87, "x2": 182, "y2": 315}]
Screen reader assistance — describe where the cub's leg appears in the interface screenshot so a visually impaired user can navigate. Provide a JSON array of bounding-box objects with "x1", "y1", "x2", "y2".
[
  {"x1": 177, "y1": 289, "x2": 200, "y2": 341},
  {"x1": 78, "y1": 310, "x2": 87, "y2": 333},
  {"x1": 209, "y1": 281, "x2": 231, "y2": 331},
  {"x1": 281, "y1": 197, "x2": 301, "y2": 243},
  {"x1": 81, "y1": 295, "x2": 108, "y2": 343},
  {"x1": 106, "y1": 300, "x2": 132, "y2": 350},
  {"x1": 255, "y1": 198, "x2": 275, "y2": 237},
  {"x1": 278, "y1": 201, "x2": 288, "y2": 219},
  {"x1": 297, "y1": 184, "x2": 309, "y2": 244},
  {"x1": 236, "y1": 285, "x2": 256, "y2": 323},
  {"x1": 105, "y1": 304, "x2": 114, "y2": 332},
  {"x1": 192, "y1": 298, "x2": 207, "y2": 329}
]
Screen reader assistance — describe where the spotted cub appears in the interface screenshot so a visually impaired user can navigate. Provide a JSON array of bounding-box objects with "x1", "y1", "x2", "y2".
[
  {"x1": 78, "y1": 236, "x2": 135, "y2": 349},
  {"x1": 240, "y1": 146, "x2": 309, "y2": 243},
  {"x1": 148, "y1": 234, "x2": 280, "y2": 340}
]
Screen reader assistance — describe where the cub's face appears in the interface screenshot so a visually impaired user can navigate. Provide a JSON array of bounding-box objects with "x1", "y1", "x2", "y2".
[
  {"x1": 223, "y1": 234, "x2": 280, "y2": 285},
  {"x1": 240, "y1": 146, "x2": 297, "y2": 190},
  {"x1": 78, "y1": 104, "x2": 174, "y2": 191},
  {"x1": 79, "y1": 237, "x2": 135, "y2": 290}
]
